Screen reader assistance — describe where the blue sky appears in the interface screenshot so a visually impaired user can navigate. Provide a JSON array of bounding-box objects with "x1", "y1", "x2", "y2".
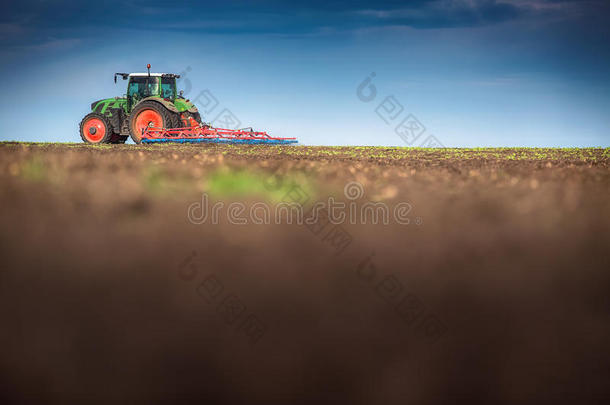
[{"x1": 1, "y1": 0, "x2": 609, "y2": 146}]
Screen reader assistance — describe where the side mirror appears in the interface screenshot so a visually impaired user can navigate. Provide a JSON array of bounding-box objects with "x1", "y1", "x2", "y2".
[{"x1": 114, "y1": 73, "x2": 128, "y2": 83}]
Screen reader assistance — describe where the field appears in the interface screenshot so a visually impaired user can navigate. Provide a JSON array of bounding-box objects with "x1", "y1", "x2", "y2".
[{"x1": 1, "y1": 142, "x2": 609, "y2": 403}]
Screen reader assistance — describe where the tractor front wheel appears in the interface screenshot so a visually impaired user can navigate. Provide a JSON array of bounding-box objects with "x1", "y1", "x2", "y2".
[
  {"x1": 129, "y1": 101, "x2": 177, "y2": 144},
  {"x1": 80, "y1": 113, "x2": 113, "y2": 144}
]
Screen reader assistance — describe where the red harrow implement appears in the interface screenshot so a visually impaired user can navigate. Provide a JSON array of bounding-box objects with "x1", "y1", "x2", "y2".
[
  {"x1": 141, "y1": 124, "x2": 297, "y2": 145},
  {"x1": 79, "y1": 65, "x2": 298, "y2": 145}
]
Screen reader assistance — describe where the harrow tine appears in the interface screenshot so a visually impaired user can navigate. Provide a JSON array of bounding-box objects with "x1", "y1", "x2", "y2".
[{"x1": 140, "y1": 124, "x2": 297, "y2": 145}]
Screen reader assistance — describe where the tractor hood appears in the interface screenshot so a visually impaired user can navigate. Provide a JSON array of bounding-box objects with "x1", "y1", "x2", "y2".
[
  {"x1": 173, "y1": 98, "x2": 198, "y2": 113},
  {"x1": 91, "y1": 98, "x2": 117, "y2": 111},
  {"x1": 91, "y1": 97, "x2": 127, "y2": 114},
  {"x1": 91, "y1": 99, "x2": 106, "y2": 110}
]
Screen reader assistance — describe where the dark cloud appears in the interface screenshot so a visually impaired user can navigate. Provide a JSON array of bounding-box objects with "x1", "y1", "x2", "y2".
[
  {"x1": 0, "y1": 0, "x2": 607, "y2": 57},
  {"x1": 1, "y1": 0, "x2": 605, "y2": 36}
]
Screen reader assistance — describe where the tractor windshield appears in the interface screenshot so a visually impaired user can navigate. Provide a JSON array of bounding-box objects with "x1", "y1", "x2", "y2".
[
  {"x1": 161, "y1": 77, "x2": 176, "y2": 99},
  {"x1": 128, "y1": 76, "x2": 160, "y2": 99}
]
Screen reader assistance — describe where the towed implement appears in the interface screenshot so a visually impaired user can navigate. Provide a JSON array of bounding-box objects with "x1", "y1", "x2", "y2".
[
  {"x1": 79, "y1": 64, "x2": 296, "y2": 145},
  {"x1": 141, "y1": 126, "x2": 296, "y2": 144}
]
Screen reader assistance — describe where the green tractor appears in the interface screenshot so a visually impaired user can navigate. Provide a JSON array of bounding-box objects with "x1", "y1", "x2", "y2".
[{"x1": 79, "y1": 64, "x2": 201, "y2": 144}]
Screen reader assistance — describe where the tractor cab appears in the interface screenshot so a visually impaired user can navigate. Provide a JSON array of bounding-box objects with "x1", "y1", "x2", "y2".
[
  {"x1": 113, "y1": 64, "x2": 181, "y2": 110},
  {"x1": 118, "y1": 73, "x2": 179, "y2": 110}
]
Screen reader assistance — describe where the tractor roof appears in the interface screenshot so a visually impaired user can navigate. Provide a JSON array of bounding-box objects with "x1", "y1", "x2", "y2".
[
  {"x1": 114, "y1": 71, "x2": 180, "y2": 83},
  {"x1": 129, "y1": 73, "x2": 167, "y2": 77}
]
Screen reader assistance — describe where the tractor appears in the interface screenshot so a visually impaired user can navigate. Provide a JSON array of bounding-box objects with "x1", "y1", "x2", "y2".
[{"x1": 79, "y1": 64, "x2": 201, "y2": 144}]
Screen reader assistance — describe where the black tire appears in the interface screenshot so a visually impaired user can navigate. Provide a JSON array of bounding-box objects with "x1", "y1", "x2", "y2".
[
  {"x1": 79, "y1": 112, "x2": 113, "y2": 144},
  {"x1": 170, "y1": 112, "x2": 185, "y2": 128},
  {"x1": 177, "y1": 111, "x2": 203, "y2": 127},
  {"x1": 128, "y1": 101, "x2": 180, "y2": 144},
  {"x1": 109, "y1": 134, "x2": 128, "y2": 144}
]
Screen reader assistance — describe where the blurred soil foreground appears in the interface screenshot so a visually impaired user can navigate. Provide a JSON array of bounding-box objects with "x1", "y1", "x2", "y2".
[{"x1": 1, "y1": 143, "x2": 609, "y2": 403}]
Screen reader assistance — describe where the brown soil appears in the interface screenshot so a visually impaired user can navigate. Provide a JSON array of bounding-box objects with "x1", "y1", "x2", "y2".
[{"x1": 1, "y1": 143, "x2": 609, "y2": 404}]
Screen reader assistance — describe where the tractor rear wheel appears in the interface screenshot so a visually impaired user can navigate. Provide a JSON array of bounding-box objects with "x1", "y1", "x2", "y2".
[
  {"x1": 80, "y1": 113, "x2": 113, "y2": 144},
  {"x1": 129, "y1": 101, "x2": 179, "y2": 144}
]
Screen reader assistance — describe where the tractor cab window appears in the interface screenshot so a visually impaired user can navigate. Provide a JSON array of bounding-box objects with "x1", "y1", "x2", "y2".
[
  {"x1": 161, "y1": 77, "x2": 176, "y2": 99},
  {"x1": 128, "y1": 76, "x2": 160, "y2": 100}
]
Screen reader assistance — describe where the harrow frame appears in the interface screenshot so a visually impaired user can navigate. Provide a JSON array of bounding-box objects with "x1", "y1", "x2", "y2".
[{"x1": 141, "y1": 125, "x2": 297, "y2": 145}]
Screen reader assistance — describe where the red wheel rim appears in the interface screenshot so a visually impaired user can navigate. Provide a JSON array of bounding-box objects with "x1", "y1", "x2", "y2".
[
  {"x1": 83, "y1": 118, "x2": 106, "y2": 143},
  {"x1": 134, "y1": 109, "x2": 163, "y2": 141}
]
